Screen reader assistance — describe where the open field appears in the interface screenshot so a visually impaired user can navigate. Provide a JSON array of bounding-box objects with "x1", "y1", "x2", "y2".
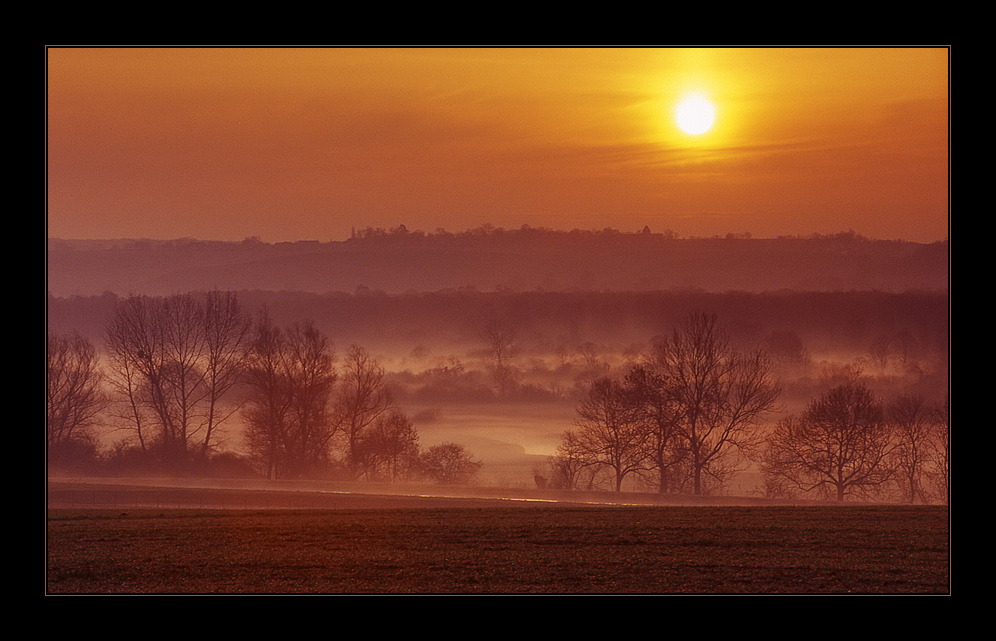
[{"x1": 46, "y1": 480, "x2": 949, "y2": 595}]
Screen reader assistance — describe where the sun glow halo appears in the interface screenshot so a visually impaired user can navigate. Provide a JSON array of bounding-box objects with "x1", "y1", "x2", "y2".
[{"x1": 675, "y1": 95, "x2": 716, "y2": 135}]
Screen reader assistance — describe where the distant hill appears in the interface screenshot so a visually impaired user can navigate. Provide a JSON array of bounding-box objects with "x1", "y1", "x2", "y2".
[{"x1": 46, "y1": 228, "x2": 948, "y2": 297}]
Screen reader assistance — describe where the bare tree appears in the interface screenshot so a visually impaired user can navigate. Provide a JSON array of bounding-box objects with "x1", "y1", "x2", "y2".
[
  {"x1": 282, "y1": 322, "x2": 338, "y2": 476},
  {"x1": 47, "y1": 332, "x2": 107, "y2": 469},
  {"x1": 548, "y1": 429, "x2": 596, "y2": 490},
  {"x1": 624, "y1": 365, "x2": 687, "y2": 494},
  {"x1": 242, "y1": 316, "x2": 338, "y2": 479},
  {"x1": 104, "y1": 292, "x2": 251, "y2": 472},
  {"x1": 357, "y1": 410, "x2": 421, "y2": 481},
  {"x1": 419, "y1": 442, "x2": 482, "y2": 485},
  {"x1": 570, "y1": 376, "x2": 648, "y2": 492},
  {"x1": 334, "y1": 344, "x2": 393, "y2": 477},
  {"x1": 762, "y1": 377, "x2": 895, "y2": 501},
  {"x1": 888, "y1": 394, "x2": 939, "y2": 504},
  {"x1": 157, "y1": 293, "x2": 209, "y2": 463},
  {"x1": 481, "y1": 318, "x2": 518, "y2": 398},
  {"x1": 241, "y1": 311, "x2": 293, "y2": 479},
  {"x1": 104, "y1": 294, "x2": 204, "y2": 470},
  {"x1": 571, "y1": 341, "x2": 611, "y2": 398},
  {"x1": 200, "y1": 290, "x2": 253, "y2": 456},
  {"x1": 925, "y1": 395, "x2": 949, "y2": 502},
  {"x1": 648, "y1": 312, "x2": 780, "y2": 495}
]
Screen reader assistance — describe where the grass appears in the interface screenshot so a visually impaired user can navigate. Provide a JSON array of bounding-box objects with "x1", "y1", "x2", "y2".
[{"x1": 46, "y1": 484, "x2": 949, "y2": 594}]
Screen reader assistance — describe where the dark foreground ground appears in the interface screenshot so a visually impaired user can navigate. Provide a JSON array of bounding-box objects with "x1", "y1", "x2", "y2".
[{"x1": 46, "y1": 481, "x2": 950, "y2": 595}]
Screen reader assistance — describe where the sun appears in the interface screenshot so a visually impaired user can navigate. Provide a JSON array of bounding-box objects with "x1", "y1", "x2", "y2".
[{"x1": 675, "y1": 95, "x2": 716, "y2": 135}]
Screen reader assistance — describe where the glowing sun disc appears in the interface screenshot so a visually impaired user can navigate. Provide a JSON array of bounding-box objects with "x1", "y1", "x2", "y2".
[{"x1": 676, "y1": 96, "x2": 715, "y2": 135}]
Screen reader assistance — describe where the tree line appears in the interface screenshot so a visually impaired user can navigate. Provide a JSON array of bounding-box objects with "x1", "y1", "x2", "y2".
[
  {"x1": 46, "y1": 291, "x2": 481, "y2": 484},
  {"x1": 548, "y1": 313, "x2": 949, "y2": 503},
  {"x1": 47, "y1": 292, "x2": 949, "y2": 502},
  {"x1": 48, "y1": 229, "x2": 948, "y2": 299},
  {"x1": 48, "y1": 288, "x2": 949, "y2": 377}
]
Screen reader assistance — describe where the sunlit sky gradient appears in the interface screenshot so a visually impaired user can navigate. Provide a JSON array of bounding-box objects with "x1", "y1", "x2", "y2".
[{"x1": 46, "y1": 46, "x2": 949, "y2": 243}]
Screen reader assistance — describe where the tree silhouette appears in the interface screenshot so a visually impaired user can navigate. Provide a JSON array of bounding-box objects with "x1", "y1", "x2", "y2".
[
  {"x1": 356, "y1": 410, "x2": 420, "y2": 482},
  {"x1": 334, "y1": 345, "x2": 394, "y2": 478},
  {"x1": 888, "y1": 394, "x2": 940, "y2": 504},
  {"x1": 648, "y1": 312, "x2": 780, "y2": 495},
  {"x1": 242, "y1": 314, "x2": 338, "y2": 479},
  {"x1": 624, "y1": 365, "x2": 687, "y2": 494},
  {"x1": 481, "y1": 318, "x2": 518, "y2": 398},
  {"x1": 419, "y1": 443, "x2": 482, "y2": 485},
  {"x1": 549, "y1": 429, "x2": 596, "y2": 490},
  {"x1": 47, "y1": 332, "x2": 107, "y2": 470},
  {"x1": 104, "y1": 293, "x2": 249, "y2": 472},
  {"x1": 241, "y1": 311, "x2": 294, "y2": 479},
  {"x1": 569, "y1": 377, "x2": 648, "y2": 492},
  {"x1": 200, "y1": 290, "x2": 253, "y2": 456},
  {"x1": 926, "y1": 396, "x2": 949, "y2": 502},
  {"x1": 762, "y1": 375, "x2": 895, "y2": 501}
]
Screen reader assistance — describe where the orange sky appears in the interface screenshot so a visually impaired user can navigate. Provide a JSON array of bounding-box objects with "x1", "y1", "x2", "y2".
[{"x1": 46, "y1": 46, "x2": 949, "y2": 243}]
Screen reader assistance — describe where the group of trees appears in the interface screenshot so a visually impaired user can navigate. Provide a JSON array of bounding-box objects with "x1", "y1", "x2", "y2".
[
  {"x1": 47, "y1": 332, "x2": 107, "y2": 469},
  {"x1": 552, "y1": 313, "x2": 949, "y2": 503},
  {"x1": 762, "y1": 371, "x2": 948, "y2": 503},
  {"x1": 103, "y1": 290, "x2": 252, "y2": 472},
  {"x1": 551, "y1": 313, "x2": 781, "y2": 495},
  {"x1": 46, "y1": 291, "x2": 482, "y2": 484},
  {"x1": 47, "y1": 292, "x2": 949, "y2": 501}
]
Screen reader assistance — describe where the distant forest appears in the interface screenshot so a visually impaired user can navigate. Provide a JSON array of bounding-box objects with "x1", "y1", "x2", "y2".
[
  {"x1": 47, "y1": 226, "x2": 948, "y2": 297},
  {"x1": 47, "y1": 224, "x2": 949, "y2": 400}
]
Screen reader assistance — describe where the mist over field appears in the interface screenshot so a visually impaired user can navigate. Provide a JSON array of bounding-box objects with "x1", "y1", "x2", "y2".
[{"x1": 46, "y1": 227, "x2": 948, "y2": 498}]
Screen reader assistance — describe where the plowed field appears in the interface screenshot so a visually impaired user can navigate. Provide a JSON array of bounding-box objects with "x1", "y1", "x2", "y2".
[{"x1": 46, "y1": 481, "x2": 949, "y2": 595}]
